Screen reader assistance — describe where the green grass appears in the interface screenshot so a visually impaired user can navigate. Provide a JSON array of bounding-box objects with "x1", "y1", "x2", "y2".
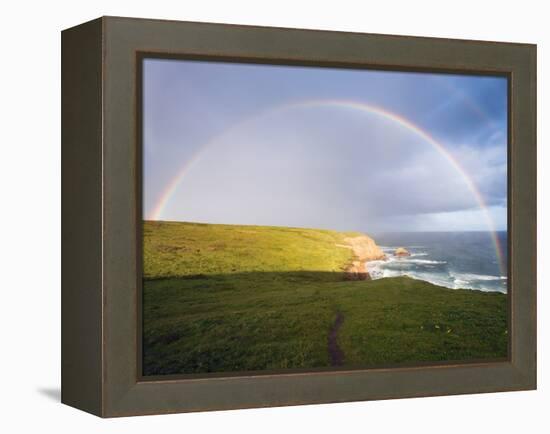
[
  {"x1": 143, "y1": 220, "x2": 360, "y2": 278},
  {"x1": 143, "y1": 221, "x2": 508, "y2": 375}
]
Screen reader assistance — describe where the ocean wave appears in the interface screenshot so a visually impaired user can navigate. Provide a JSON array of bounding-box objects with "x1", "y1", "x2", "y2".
[
  {"x1": 366, "y1": 262, "x2": 506, "y2": 293},
  {"x1": 408, "y1": 273, "x2": 458, "y2": 289},
  {"x1": 368, "y1": 236, "x2": 507, "y2": 293},
  {"x1": 406, "y1": 259, "x2": 446, "y2": 265},
  {"x1": 380, "y1": 257, "x2": 446, "y2": 266},
  {"x1": 406, "y1": 272, "x2": 505, "y2": 293},
  {"x1": 450, "y1": 272, "x2": 508, "y2": 282}
]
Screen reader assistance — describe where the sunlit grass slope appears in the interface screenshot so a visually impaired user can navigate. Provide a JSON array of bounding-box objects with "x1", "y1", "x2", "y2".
[
  {"x1": 143, "y1": 220, "x2": 360, "y2": 278},
  {"x1": 142, "y1": 221, "x2": 507, "y2": 376}
]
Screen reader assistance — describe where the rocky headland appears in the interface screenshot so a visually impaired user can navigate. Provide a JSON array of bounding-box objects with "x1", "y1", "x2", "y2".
[{"x1": 338, "y1": 235, "x2": 385, "y2": 280}]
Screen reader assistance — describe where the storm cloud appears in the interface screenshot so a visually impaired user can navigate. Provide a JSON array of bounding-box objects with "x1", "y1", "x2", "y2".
[{"x1": 142, "y1": 59, "x2": 507, "y2": 233}]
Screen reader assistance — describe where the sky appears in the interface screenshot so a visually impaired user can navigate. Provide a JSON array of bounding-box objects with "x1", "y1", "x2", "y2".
[{"x1": 142, "y1": 58, "x2": 508, "y2": 233}]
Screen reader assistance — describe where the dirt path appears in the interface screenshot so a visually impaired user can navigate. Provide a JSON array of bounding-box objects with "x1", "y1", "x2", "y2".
[{"x1": 328, "y1": 312, "x2": 345, "y2": 366}]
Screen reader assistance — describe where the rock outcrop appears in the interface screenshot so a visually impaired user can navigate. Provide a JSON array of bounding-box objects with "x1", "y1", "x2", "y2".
[
  {"x1": 344, "y1": 260, "x2": 370, "y2": 281},
  {"x1": 338, "y1": 235, "x2": 385, "y2": 281},
  {"x1": 342, "y1": 236, "x2": 386, "y2": 262},
  {"x1": 394, "y1": 247, "x2": 410, "y2": 257}
]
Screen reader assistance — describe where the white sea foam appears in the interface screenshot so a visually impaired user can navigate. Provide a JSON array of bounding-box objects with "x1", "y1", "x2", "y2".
[
  {"x1": 406, "y1": 259, "x2": 446, "y2": 265},
  {"x1": 450, "y1": 272, "x2": 507, "y2": 282},
  {"x1": 381, "y1": 257, "x2": 446, "y2": 266},
  {"x1": 366, "y1": 259, "x2": 506, "y2": 293},
  {"x1": 368, "y1": 235, "x2": 507, "y2": 293}
]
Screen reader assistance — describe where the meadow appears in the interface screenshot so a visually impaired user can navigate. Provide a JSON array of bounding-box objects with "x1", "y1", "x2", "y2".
[{"x1": 142, "y1": 221, "x2": 508, "y2": 376}]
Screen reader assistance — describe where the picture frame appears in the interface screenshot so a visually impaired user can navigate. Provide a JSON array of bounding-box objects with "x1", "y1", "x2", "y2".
[{"x1": 61, "y1": 16, "x2": 536, "y2": 417}]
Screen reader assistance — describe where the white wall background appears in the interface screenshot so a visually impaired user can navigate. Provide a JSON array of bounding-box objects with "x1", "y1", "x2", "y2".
[{"x1": 0, "y1": 0, "x2": 546, "y2": 432}]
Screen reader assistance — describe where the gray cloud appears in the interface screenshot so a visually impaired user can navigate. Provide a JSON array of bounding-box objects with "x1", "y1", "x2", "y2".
[{"x1": 156, "y1": 106, "x2": 507, "y2": 232}]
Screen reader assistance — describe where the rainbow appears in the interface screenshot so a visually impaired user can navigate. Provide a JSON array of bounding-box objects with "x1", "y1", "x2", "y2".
[
  {"x1": 426, "y1": 76, "x2": 496, "y2": 126},
  {"x1": 147, "y1": 99, "x2": 505, "y2": 273}
]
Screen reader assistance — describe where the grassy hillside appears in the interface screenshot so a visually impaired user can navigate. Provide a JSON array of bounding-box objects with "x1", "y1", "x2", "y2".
[
  {"x1": 142, "y1": 221, "x2": 508, "y2": 376},
  {"x1": 143, "y1": 220, "x2": 361, "y2": 278}
]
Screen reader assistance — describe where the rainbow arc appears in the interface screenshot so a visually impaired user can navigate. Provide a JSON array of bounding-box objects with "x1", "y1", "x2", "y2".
[{"x1": 147, "y1": 99, "x2": 505, "y2": 274}]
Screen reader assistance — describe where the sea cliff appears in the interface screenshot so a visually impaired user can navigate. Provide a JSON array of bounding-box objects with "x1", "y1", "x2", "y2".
[{"x1": 338, "y1": 235, "x2": 385, "y2": 280}]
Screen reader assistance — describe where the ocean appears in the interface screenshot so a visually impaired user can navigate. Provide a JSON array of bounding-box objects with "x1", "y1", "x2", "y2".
[{"x1": 366, "y1": 231, "x2": 508, "y2": 293}]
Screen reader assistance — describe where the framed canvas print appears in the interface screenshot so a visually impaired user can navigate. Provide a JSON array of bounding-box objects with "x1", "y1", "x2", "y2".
[{"x1": 61, "y1": 16, "x2": 536, "y2": 417}]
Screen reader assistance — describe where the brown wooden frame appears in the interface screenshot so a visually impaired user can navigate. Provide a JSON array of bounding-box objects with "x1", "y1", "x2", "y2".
[{"x1": 61, "y1": 16, "x2": 537, "y2": 417}]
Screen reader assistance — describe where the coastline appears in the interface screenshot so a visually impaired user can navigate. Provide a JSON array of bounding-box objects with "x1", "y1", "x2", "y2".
[
  {"x1": 364, "y1": 232, "x2": 507, "y2": 293},
  {"x1": 338, "y1": 235, "x2": 385, "y2": 280},
  {"x1": 143, "y1": 221, "x2": 508, "y2": 375}
]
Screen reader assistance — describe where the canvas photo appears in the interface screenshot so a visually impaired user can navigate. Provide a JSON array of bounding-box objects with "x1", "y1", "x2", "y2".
[{"x1": 141, "y1": 58, "x2": 508, "y2": 376}]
